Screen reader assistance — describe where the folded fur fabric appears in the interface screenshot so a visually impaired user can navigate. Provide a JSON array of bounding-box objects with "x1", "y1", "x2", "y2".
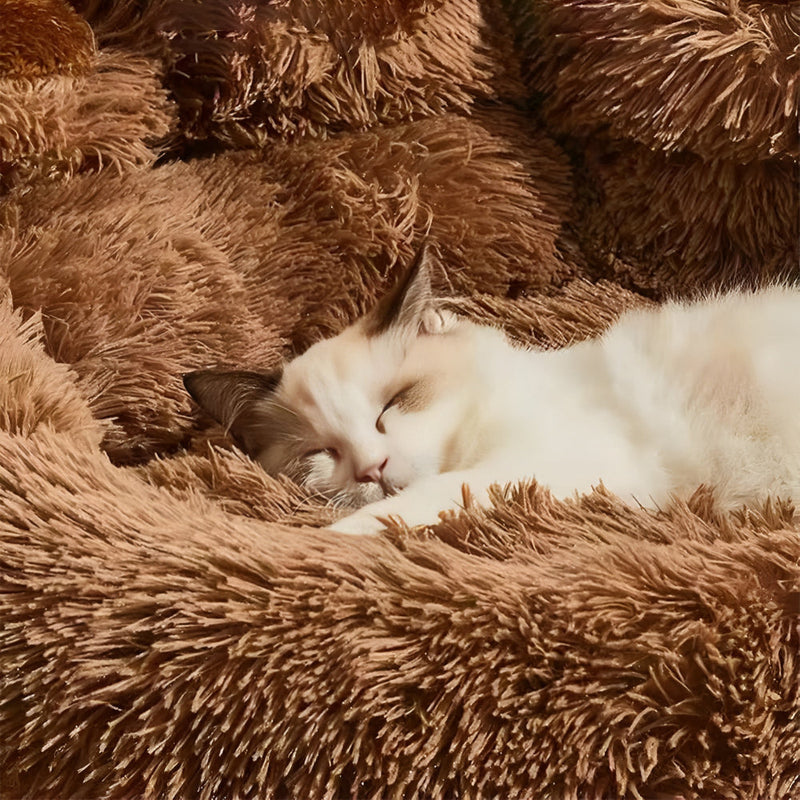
[
  {"x1": 1, "y1": 0, "x2": 799, "y2": 798},
  {"x1": 0, "y1": 0, "x2": 173, "y2": 191},
  {"x1": 511, "y1": 0, "x2": 800, "y2": 293}
]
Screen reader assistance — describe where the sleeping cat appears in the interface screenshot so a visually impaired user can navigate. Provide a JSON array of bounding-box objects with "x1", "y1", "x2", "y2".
[{"x1": 184, "y1": 244, "x2": 800, "y2": 535}]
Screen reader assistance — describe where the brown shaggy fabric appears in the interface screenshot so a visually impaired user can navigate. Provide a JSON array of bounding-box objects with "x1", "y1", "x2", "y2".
[
  {"x1": 73, "y1": 0, "x2": 526, "y2": 145},
  {"x1": 0, "y1": 299, "x2": 102, "y2": 444},
  {"x1": 506, "y1": 0, "x2": 800, "y2": 294},
  {"x1": 161, "y1": 0, "x2": 526, "y2": 145},
  {"x1": 0, "y1": 0, "x2": 95, "y2": 79},
  {"x1": 448, "y1": 278, "x2": 653, "y2": 349},
  {"x1": 515, "y1": 0, "x2": 800, "y2": 161},
  {"x1": 0, "y1": 47, "x2": 175, "y2": 191},
  {"x1": 1, "y1": 0, "x2": 799, "y2": 797},
  {"x1": 580, "y1": 142, "x2": 800, "y2": 292},
  {"x1": 2, "y1": 431, "x2": 799, "y2": 799}
]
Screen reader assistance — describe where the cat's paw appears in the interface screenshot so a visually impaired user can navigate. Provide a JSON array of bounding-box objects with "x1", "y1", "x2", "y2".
[{"x1": 329, "y1": 511, "x2": 387, "y2": 536}]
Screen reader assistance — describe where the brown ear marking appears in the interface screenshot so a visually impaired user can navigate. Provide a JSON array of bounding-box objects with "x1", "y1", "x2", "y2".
[
  {"x1": 365, "y1": 239, "x2": 436, "y2": 337},
  {"x1": 183, "y1": 368, "x2": 282, "y2": 455}
]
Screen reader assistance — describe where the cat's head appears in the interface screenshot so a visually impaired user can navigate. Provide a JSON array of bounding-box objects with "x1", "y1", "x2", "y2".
[{"x1": 184, "y1": 243, "x2": 466, "y2": 508}]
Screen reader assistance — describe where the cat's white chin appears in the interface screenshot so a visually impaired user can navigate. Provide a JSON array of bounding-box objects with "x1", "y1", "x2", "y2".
[{"x1": 341, "y1": 479, "x2": 402, "y2": 509}]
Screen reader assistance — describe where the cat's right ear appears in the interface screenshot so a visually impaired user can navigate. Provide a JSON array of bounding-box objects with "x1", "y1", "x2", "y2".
[
  {"x1": 364, "y1": 240, "x2": 437, "y2": 340},
  {"x1": 183, "y1": 369, "x2": 282, "y2": 456}
]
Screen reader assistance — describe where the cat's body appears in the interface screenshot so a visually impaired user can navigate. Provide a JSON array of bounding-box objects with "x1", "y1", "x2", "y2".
[{"x1": 185, "y1": 245, "x2": 800, "y2": 535}]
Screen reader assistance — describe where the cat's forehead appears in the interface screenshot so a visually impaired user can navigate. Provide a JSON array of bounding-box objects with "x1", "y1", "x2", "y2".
[{"x1": 281, "y1": 327, "x2": 394, "y2": 413}]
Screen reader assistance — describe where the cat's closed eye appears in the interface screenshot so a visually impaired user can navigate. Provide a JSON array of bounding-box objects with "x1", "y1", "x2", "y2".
[
  {"x1": 378, "y1": 380, "x2": 432, "y2": 429},
  {"x1": 376, "y1": 387, "x2": 410, "y2": 433},
  {"x1": 304, "y1": 447, "x2": 339, "y2": 461}
]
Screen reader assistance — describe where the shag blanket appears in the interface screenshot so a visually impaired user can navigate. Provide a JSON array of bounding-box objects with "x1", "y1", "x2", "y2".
[{"x1": 1, "y1": 1, "x2": 799, "y2": 797}]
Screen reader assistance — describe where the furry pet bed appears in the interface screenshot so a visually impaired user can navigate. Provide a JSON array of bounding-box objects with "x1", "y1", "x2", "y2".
[{"x1": 1, "y1": 1, "x2": 799, "y2": 797}]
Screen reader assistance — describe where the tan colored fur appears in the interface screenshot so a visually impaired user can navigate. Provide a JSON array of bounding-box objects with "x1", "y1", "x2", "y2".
[{"x1": 2, "y1": 1, "x2": 798, "y2": 797}]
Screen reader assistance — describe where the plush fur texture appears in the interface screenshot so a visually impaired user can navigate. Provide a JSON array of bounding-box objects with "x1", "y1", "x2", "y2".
[
  {"x1": 517, "y1": 0, "x2": 800, "y2": 161},
  {"x1": 578, "y1": 142, "x2": 800, "y2": 292},
  {"x1": 75, "y1": 0, "x2": 527, "y2": 145},
  {"x1": 0, "y1": 45, "x2": 174, "y2": 191},
  {"x1": 509, "y1": 0, "x2": 800, "y2": 292},
  {"x1": 0, "y1": 0, "x2": 95, "y2": 79},
  {"x1": 1, "y1": 0, "x2": 799, "y2": 797}
]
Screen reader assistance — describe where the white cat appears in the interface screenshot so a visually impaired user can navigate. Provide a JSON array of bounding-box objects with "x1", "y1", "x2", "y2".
[{"x1": 184, "y1": 244, "x2": 800, "y2": 535}]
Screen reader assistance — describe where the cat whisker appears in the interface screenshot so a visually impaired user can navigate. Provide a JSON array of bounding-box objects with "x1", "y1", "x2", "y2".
[
  {"x1": 326, "y1": 491, "x2": 350, "y2": 511},
  {"x1": 265, "y1": 399, "x2": 301, "y2": 422}
]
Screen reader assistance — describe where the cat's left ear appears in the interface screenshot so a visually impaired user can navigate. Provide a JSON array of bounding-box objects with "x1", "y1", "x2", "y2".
[
  {"x1": 183, "y1": 368, "x2": 282, "y2": 456},
  {"x1": 365, "y1": 241, "x2": 448, "y2": 341}
]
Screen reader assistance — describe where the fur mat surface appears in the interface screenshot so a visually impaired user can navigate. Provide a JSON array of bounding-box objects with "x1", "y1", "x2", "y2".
[{"x1": 1, "y1": 0, "x2": 799, "y2": 797}]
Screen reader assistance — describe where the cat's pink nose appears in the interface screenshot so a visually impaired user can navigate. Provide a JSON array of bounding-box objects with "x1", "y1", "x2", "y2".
[{"x1": 355, "y1": 458, "x2": 388, "y2": 483}]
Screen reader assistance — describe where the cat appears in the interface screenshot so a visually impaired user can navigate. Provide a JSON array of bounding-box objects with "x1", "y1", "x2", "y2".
[{"x1": 184, "y1": 243, "x2": 800, "y2": 535}]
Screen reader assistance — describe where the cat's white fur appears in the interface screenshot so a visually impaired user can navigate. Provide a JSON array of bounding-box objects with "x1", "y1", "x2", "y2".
[{"x1": 184, "y1": 248, "x2": 800, "y2": 536}]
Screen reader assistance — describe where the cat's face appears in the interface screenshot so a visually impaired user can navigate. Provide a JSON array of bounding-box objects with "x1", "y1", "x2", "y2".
[{"x1": 184, "y1": 245, "x2": 464, "y2": 508}]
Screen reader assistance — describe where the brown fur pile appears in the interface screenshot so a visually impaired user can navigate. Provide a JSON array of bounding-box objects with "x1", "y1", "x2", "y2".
[
  {"x1": 74, "y1": 0, "x2": 527, "y2": 144},
  {"x1": 0, "y1": 0, "x2": 173, "y2": 191},
  {"x1": 1, "y1": 0, "x2": 799, "y2": 797},
  {"x1": 511, "y1": 0, "x2": 800, "y2": 292}
]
